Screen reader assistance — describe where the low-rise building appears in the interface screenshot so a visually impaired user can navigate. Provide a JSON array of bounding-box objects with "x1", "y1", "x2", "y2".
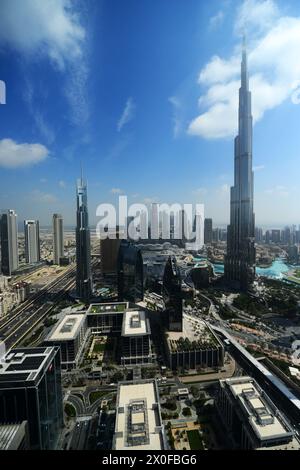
[
  {"x1": 120, "y1": 310, "x2": 153, "y2": 366},
  {"x1": 217, "y1": 376, "x2": 298, "y2": 450},
  {"x1": 86, "y1": 301, "x2": 128, "y2": 334},
  {"x1": 166, "y1": 314, "x2": 224, "y2": 371},
  {"x1": 113, "y1": 379, "x2": 167, "y2": 450},
  {"x1": 44, "y1": 313, "x2": 88, "y2": 369}
]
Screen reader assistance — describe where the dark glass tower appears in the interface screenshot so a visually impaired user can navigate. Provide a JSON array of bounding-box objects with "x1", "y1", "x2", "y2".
[
  {"x1": 162, "y1": 256, "x2": 183, "y2": 331},
  {"x1": 76, "y1": 174, "x2": 92, "y2": 301},
  {"x1": 117, "y1": 240, "x2": 144, "y2": 303},
  {"x1": 0, "y1": 347, "x2": 63, "y2": 450},
  {"x1": 224, "y1": 39, "x2": 256, "y2": 290}
]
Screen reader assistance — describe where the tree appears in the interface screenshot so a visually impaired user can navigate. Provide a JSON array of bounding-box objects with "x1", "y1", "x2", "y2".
[{"x1": 182, "y1": 407, "x2": 192, "y2": 417}]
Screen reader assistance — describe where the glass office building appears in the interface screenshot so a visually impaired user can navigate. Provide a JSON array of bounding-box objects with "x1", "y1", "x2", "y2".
[
  {"x1": 162, "y1": 256, "x2": 183, "y2": 332},
  {"x1": 0, "y1": 347, "x2": 63, "y2": 450},
  {"x1": 117, "y1": 241, "x2": 144, "y2": 303}
]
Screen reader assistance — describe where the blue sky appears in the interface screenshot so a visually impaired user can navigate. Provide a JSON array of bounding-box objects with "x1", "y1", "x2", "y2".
[{"x1": 0, "y1": 0, "x2": 300, "y2": 227}]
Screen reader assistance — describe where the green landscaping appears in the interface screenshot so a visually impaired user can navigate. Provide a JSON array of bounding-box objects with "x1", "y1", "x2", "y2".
[
  {"x1": 64, "y1": 403, "x2": 76, "y2": 417},
  {"x1": 89, "y1": 390, "x2": 107, "y2": 405},
  {"x1": 187, "y1": 430, "x2": 204, "y2": 450}
]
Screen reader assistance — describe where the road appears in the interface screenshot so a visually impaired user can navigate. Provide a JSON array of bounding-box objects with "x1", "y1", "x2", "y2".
[{"x1": 0, "y1": 264, "x2": 76, "y2": 350}]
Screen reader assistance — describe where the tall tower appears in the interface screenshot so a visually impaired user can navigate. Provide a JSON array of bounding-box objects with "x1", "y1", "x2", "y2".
[
  {"x1": 53, "y1": 214, "x2": 64, "y2": 265},
  {"x1": 224, "y1": 39, "x2": 256, "y2": 290},
  {"x1": 0, "y1": 209, "x2": 19, "y2": 275},
  {"x1": 24, "y1": 220, "x2": 40, "y2": 264},
  {"x1": 76, "y1": 173, "x2": 92, "y2": 301}
]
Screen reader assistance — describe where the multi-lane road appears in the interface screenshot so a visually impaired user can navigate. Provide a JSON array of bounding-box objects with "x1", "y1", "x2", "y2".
[{"x1": 0, "y1": 264, "x2": 76, "y2": 350}]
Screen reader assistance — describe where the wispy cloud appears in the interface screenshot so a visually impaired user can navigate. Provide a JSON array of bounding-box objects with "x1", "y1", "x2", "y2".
[
  {"x1": 209, "y1": 10, "x2": 225, "y2": 30},
  {"x1": 58, "y1": 180, "x2": 66, "y2": 188},
  {"x1": 30, "y1": 189, "x2": 57, "y2": 204},
  {"x1": 168, "y1": 96, "x2": 182, "y2": 138},
  {"x1": 193, "y1": 187, "x2": 208, "y2": 196},
  {"x1": 0, "y1": 138, "x2": 49, "y2": 168},
  {"x1": 110, "y1": 188, "x2": 123, "y2": 194},
  {"x1": 188, "y1": 0, "x2": 300, "y2": 140},
  {"x1": 264, "y1": 185, "x2": 289, "y2": 197},
  {"x1": 117, "y1": 97, "x2": 136, "y2": 132},
  {"x1": 253, "y1": 164, "x2": 265, "y2": 171},
  {"x1": 0, "y1": 0, "x2": 90, "y2": 128}
]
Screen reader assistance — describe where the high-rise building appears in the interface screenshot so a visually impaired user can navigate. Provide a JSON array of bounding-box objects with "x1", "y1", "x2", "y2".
[
  {"x1": 52, "y1": 214, "x2": 64, "y2": 265},
  {"x1": 162, "y1": 256, "x2": 183, "y2": 332},
  {"x1": 0, "y1": 209, "x2": 19, "y2": 276},
  {"x1": 117, "y1": 240, "x2": 144, "y2": 303},
  {"x1": 76, "y1": 174, "x2": 92, "y2": 301},
  {"x1": 0, "y1": 347, "x2": 63, "y2": 450},
  {"x1": 204, "y1": 218, "x2": 213, "y2": 244},
  {"x1": 24, "y1": 220, "x2": 40, "y2": 264},
  {"x1": 224, "y1": 39, "x2": 255, "y2": 290},
  {"x1": 101, "y1": 236, "x2": 121, "y2": 276},
  {"x1": 150, "y1": 203, "x2": 159, "y2": 240}
]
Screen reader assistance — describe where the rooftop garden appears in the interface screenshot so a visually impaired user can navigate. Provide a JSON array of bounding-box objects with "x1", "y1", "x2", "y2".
[{"x1": 89, "y1": 303, "x2": 126, "y2": 313}]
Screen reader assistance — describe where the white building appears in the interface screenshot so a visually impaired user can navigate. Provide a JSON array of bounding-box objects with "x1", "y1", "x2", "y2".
[
  {"x1": 24, "y1": 220, "x2": 40, "y2": 264},
  {"x1": 44, "y1": 314, "x2": 88, "y2": 369},
  {"x1": 217, "y1": 376, "x2": 298, "y2": 450},
  {"x1": 113, "y1": 379, "x2": 166, "y2": 450},
  {"x1": 121, "y1": 310, "x2": 153, "y2": 366}
]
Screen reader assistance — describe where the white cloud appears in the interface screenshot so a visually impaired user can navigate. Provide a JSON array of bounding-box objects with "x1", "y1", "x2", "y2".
[
  {"x1": 30, "y1": 190, "x2": 57, "y2": 203},
  {"x1": 0, "y1": 0, "x2": 89, "y2": 127},
  {"x1": 117, "y1": 97, "x2": 136, "y2": 132},
  {"x1": 168, "y1": 96, "x2": 182, "y2": 137},
  {"x1": 0, "y1": 0, "x2": 85, "y2": 68},
  {"x1": 235, "y1": 0, "x2": 279, "y2": 35},
  {"x1": 40, "y1": 178, "x2": 47, "y2": 183},
  {"x1": 0, "y1": 139, "x2": 49, "y2": 168},
  {"x1": 218, "y1": 184, "x2": 231, "y2": 195},
  {"x1": 193, "y1": 187, "x2": 208, "y2": 196},
  {"x1": 110, "y1": 188, "x2": 123, "y2": 194},
  {"x1": 209, "y1": 10, "x2": 225, "y2": 30},
  {"x1": 58, "y1": 180, "x2": 66, "y2": 188},
  {"x1": 264, "y1": 185, "x2": 289, "y2": 197},
  {"x1": 253, "y1": 164, "x2": 265, "y2": 171},
  {"x1": 188, "y1": 0, "x2": 300, "y2": 140}
]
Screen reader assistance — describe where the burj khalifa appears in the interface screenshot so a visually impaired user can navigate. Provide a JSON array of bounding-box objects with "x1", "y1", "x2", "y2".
[{"x1": 224, "y1": 39, "x2": 256, "y2": 290}]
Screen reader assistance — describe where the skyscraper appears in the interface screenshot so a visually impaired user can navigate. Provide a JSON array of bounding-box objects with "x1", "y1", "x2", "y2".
[
  {"x1": 24, "y1": 220, "x2": 40, "y2": 264},
  {"x1": 162, "y1": 256, "x2": 183, "y2": 332},
  {"x1": 224, "y1": 39, "x2": 255, "y2": 290},
  {"x1": 52, "y1": 214, "x2": 64, "y2": 265},
  {"x1": 0, "y1": 347, "x2": 63, "y2": 450},
  {"x1": 204, "y1": 218, "x2": 213, "y2": 245},
  {"x1": 0, "y1": 209, "x2": 19, "y2": 276},
  {"x1": 76, "y1": 174, "x2": 92, "y2": 301},
  {"x1": 117, "y1": 240, "x2": 144, "y2": 303},
  {"x1": 150, "y1": 203, "x2": 159, "y2": 240}
]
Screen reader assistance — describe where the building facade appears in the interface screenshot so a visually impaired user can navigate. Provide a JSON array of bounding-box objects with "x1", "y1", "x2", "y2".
[
  {"x1": 217, "y1": 376, "x2": 296, "y2": 450},
  {"x1": 76, "y1": 175, "x2": 92, "y2": 301},
  {"x1": 162, "y1": 256, "x2": 183, "y2": 332},
  {"x1": 0, "y1": 347, "x2": 63, "y2": 450},
  {"x1": 53, "y1": 213, "x2": 64, "y2": 265},
  {"x1": 204, "y1": 218, "x2": 213, "y2": 245},
  {"x1": 224, "y1": 40, "x2": 256, "y2": 291},
  {"x1": 118, "y1": 241, "x2": 144, "y2": 303},
  {"x1": 24, "y1": 220, "x2": 40, "y2": 264},
  {"x1": 0, "y1": 209, "x2": 19, "y2": 276},
  {"x1": 120, "y1": 310, "x2": 153, "y2": 366}
]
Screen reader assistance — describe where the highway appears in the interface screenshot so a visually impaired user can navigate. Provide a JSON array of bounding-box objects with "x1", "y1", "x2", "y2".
[{"x1": 0, "y1": 264, "x2": 76, "y2": 350}]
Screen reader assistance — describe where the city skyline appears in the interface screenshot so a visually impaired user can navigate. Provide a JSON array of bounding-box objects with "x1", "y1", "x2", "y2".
[{"x1": 0, "y1": 0, "x2": 300, "y2": 226}]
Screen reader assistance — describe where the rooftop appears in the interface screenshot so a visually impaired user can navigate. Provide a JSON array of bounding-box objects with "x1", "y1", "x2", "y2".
[
  {"x1": 223, "y1": 376, "x2": 295, "y2": 443},
  {"x1": 87, "y1": 302, "x2": 128, "y2": 314},
  {"x1": 167, "y1": 314, "x2": 221, "y2": 352},
  {"x1": 121, "y1": 310, "x2": 150, "y2": 337},
  {"x1": 114, "y1": 380, "x2": 165, "y2": 450},
  {"x1": 46, "y1": 314, "x2": 86, "y2": 341},
  {"x1": 0, "y1": 347, "x2": 57, "y2": 384}
]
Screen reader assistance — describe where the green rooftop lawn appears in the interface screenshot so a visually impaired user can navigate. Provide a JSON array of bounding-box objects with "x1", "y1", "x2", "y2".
[
  {"x1": 90, "y1": 303, "x2": 126, "y2": 313},
  {"x1": 187, "y1": 430, "x2": 204, "y2": 450}
]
